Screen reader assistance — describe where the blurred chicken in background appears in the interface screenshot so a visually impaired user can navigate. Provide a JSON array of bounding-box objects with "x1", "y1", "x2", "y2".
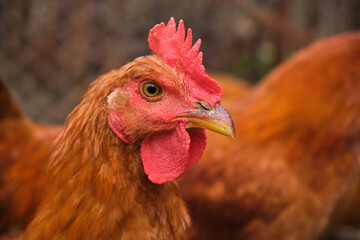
[
  {"x1": 0, "y1": 80, "x2": 62, "y2": 233},
  {"x1": 180, "y1": 32, "x2": 360, "y2": 240}
]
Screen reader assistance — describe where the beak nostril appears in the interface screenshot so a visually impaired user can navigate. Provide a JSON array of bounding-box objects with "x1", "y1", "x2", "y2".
[{"x1": 198, "y1": 100, "x2": 212, "y2": 111}]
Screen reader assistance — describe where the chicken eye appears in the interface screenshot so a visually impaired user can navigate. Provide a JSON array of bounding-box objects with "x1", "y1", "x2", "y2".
[{"x1": 142, "y1": 82, "x2": 162, "y2": 98}]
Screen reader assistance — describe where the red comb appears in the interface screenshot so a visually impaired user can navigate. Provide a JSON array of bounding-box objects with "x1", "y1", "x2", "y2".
[
  {"x1": 148, "y1": 18, "x2": 222, "y2": 106},
  {"x1": 148, "y1": 18, "x2": 203, "y2": 71}
]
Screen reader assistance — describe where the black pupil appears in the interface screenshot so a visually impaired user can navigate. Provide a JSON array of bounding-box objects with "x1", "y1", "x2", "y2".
[{"x1": 146, "y1": 84, "x2": 157, "y2": 95}]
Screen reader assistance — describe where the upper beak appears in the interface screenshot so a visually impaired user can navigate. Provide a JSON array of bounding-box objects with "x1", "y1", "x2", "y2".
[{"x1": 172, "y1": 102, "x2": 236, "y2": 138}]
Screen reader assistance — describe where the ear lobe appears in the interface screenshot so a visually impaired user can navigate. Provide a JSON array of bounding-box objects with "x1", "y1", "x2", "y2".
[{"x1": 108, "y1": 109, "x2": 130, "y2": 144}]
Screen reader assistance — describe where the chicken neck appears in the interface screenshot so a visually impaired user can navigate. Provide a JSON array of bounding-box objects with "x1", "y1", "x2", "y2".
[{"x1": 24, "y1": 77, "x2": 190, "y2": 240}]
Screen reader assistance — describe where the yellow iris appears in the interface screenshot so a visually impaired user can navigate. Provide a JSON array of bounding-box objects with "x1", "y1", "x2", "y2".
[{"x1": 142, "y1": 82, "x2": 162, "y2": 98}]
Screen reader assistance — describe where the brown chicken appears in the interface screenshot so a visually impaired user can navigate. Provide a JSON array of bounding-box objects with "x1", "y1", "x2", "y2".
[
  {"x1": 0, "y1": 80, "x2": 63, "y2": 232},
  {"x1": 180, "y1": 32, "x2": 360, "y2": 240},
  {"x1": 0, "y1": 18, "x2": 235, "y2": 239}
]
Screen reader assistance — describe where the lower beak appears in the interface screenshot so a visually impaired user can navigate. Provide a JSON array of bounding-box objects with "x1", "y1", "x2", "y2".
[{"x1": 172, "y1": 103, "x2": 235, "y2": 138}]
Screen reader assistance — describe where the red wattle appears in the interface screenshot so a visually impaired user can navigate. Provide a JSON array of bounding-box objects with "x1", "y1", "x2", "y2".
[
  {"x1": 141, "y1": 122, "x2": 206, "y2": 184},
  {"x1": 108, "y1": 110, "x2": 130, "y2": 144}
]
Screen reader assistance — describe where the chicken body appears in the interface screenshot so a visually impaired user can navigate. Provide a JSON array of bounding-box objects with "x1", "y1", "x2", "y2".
[
  {"x1": 0, "y1": 18, "x2": 235, "y2": 239},
  {"x1": 23, "y1": 61, "x2": 189, "y2": 239},
  {"x1": 0, "y1": 119, "x2": 62, "y2": 232},
  {"x1": 1, "y1": 72, "x2": 191, "y2": 239},
  {"x1": 0, "y1": 80, "x2": 63, "y2": 232},
  {"x1": 180, "y1": 32, "x2": 360, "y2": 240}
]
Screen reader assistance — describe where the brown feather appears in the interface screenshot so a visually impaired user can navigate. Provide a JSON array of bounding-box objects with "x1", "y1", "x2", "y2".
[
  {"x1": 22, "y1": 57, "x2": 190, "y2": 239},
  {"x1": 0, "y1": 98, "x2": 62, "y2": 232}
]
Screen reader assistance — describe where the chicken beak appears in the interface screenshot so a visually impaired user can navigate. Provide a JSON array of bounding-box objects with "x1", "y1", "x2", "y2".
[{"x1": 173, "y1": 102, "x2": 236, "y2": 138}]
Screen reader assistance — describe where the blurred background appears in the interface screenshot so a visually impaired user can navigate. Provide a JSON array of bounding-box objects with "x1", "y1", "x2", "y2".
[{"x1": 0, "y1": 0, "x2": 359, "y2": 124}]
